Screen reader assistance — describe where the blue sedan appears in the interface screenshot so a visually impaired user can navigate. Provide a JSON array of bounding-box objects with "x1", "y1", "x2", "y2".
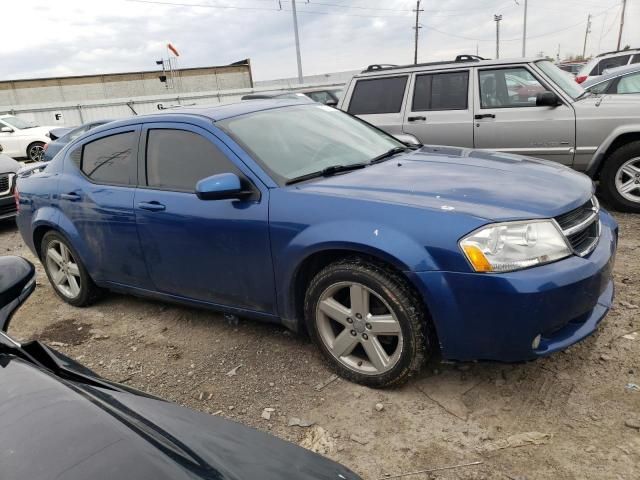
[{"x1": 15, "y1": 100, "x2": 617, "y2": 387}]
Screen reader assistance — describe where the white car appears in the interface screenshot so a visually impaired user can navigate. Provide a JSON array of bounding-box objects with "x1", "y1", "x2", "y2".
[
  {"x1": 576, "y1": 48, "x2": 640, "y2": 84},
  {"x1": 0, "y1": 115, "x2": 57, "y2": 161}
]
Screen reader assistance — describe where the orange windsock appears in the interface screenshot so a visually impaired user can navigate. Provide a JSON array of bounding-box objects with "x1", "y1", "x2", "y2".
[{"x1": 167, "y1": 43, "x2": 180, "y2": 57}]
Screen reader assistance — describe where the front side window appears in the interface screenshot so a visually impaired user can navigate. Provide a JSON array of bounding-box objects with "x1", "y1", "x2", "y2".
[
  {"x1": 617, "y1": 72, "x2": 640, "y2": 94},
  {"x1": 81, "y1": 131, "x2": 137, "y2": 185},
  {"x1": 413, "y1": 71, "x2": 468, "y2": 111},
  {"x1": 588, "y1": 80, "x2": 612, "y2": 94},
  {"x1": 348, "y1": 76, "x2": 408, "y2": 115},
  {"x1": 479, "y1": 67, "x2": 546, "y2": 108},
  {"x1": 218, "y1": 104, "x2": 403, "y2": 184},
  {"x1": 146, "y1": 129, "x2": 239, "y2": 191}
]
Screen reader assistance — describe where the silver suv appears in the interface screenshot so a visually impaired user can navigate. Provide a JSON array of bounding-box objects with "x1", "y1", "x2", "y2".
[{"x1": 338, "y1": 56, "x2": 640, "y2": 212}]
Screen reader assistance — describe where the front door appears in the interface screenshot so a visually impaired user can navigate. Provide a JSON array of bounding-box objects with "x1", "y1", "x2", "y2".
[
  {"x1": 134, "y1": 123, "x2": 275, "y2": 314},
  {"x1": 473, "y1": 66, "x2": 576, "y2": 165},
  {"x1": 402, "y1": 69, "x2": 474, "y2": 147}
]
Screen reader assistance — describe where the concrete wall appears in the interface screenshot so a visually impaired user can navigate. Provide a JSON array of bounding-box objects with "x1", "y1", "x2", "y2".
[
  {"x1": 256, "y1": 69, "x2": 359, "y2": 89},
  {"x1": 0, "y1": 64, "x2": 252, "y2": 106}
]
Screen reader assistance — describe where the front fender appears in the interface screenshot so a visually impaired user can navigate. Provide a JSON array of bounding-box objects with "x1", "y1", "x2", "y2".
[
  {"x1": 586, "y1": 124, "x2": 640, "y2": 177},
  {"x1": 273, "y1": 219, "x2": 438, "y2": 324}
]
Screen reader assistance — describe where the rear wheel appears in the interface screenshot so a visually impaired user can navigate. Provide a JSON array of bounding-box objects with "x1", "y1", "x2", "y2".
[
  {"x1": 27, "y1": 142, "x2": 45, "y2": 162},
  {"x1": 600, "y1": 141, "x2": 640, "y2": 213},
  {"x1": 41, "y1": 231, "x2": 101, "y2": 307},
  {"x1": 305, "y1": 258, "x2": 430, "y2": 388}
]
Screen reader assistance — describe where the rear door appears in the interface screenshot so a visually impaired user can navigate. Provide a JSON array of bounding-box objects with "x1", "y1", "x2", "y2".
[
  {"x1": 134, "y1": 123, "x2": 276, "y2": 314},
  {"x1": 402, "y1": 69, "x2": 473, "y2": 147},
  {"x1": 345, "y1": 75, "x2": 409, "y2": 138},
  {"x1": 473, "y1": 65, "x2": 576, "y2": 165}
]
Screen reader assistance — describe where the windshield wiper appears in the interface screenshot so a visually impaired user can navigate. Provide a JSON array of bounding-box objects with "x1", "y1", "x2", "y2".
[
  {"x1": 285, "y1": 163, "x2": 367, "y2": 185},
  {"x1": 369, "y1": 146, "x2": 411, "y2": 164}
]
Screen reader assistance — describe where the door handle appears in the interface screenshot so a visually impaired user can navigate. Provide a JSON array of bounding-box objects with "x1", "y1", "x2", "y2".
[
  {"x1": 408, "y1": 116, "x2": 427, "y2": 122},
  {"x1": 60, "y1": 192, "x2": 81, "y2": 201},
  {"x1": 474, "y1": 114, "x2": 496, "y2": 119},
  {"x1": 137, "y1": 201, "x2": 166, "y2": 212}
]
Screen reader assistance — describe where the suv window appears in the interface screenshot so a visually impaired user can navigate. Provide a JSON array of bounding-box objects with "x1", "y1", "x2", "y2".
[
  {"x1": 348, "y1": 76, "x2": 408, "y2": 115},
  {"x1": 617, "y1": 72, "x2": 640, "y2": 94},
  {"x1": 412, "y1": 71, "x2": 468, "y2": 111},
  {"x1": 81, "y1": 131, "x2": 137, "y2": 185},
  {"x1": 591, "y1": 55, "x2": 630, "y2": 75},
  {"x1": 145, "y1": 129, "x2": 239, "y2": 191},
  {"x1": 633, "y1": 54, "x2": 640, "y2": 64},
  {"x1": 479, "y1": 67, "x2": 546, "y2": 108}
]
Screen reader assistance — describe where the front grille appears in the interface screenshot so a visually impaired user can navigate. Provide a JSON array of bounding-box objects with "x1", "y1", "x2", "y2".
[
  {"x1": 554, "y1": 196, "x2": 600, "y2": 256},
  {"x1": 0, "y1": 202, "x2": 16, "y2": 217},
  {"x1": 0, "y1": 173, "x2": 11, "y2": 195}
]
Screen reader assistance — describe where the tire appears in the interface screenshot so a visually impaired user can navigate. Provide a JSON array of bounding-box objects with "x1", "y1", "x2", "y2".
[
  {"x1": 304, "y1": 257, "x2": 431, "y2": 388},
  {"x1": 600, "y1": 140, "x2": 640, "y2": 213},
  {"x1": 41, "y1": 231, "x2": 102, "y2": 307},
  {"x1": 27, "y1": 141, "x2": 45, "y2": 162}
]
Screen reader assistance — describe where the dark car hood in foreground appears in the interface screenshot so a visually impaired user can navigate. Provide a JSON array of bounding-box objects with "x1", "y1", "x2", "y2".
[
  {"x1": 0, "y1": 353, "x2": 359, "y2": 480},
  {"x1": 0, "y1": 153, "x2": 20, "y2": 173},
  {"x1": 295, "y1": 147, "x2": 593, "y2": 221}
]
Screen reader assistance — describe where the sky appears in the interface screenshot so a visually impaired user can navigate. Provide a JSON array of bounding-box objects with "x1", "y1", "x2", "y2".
[{"x1": 3, "y1": 0, "x2": 639, "y2": 81}]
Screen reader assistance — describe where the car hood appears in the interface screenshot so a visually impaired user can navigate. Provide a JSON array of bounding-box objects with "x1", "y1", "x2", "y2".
[
  {"x1": 0, "y1": 352, "x2": 360, "y2": 480},
  {"x1": 293, "y1": 146, "x2": 593, "y2": 221},
  {"x1": 0, "y1": 153, "x2": 20, "y2": 173}
]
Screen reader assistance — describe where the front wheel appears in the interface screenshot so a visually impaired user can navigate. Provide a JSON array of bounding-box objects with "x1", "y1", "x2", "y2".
[
  {"x1": 27, "y1": 142, "x2": 45, "y2": 162},
  {"x1": 600, "y1": 141, "x2": 640, "y2": 213},
  {"x1": 304, "y1": 258, "x2": 431, "y2": 388}
]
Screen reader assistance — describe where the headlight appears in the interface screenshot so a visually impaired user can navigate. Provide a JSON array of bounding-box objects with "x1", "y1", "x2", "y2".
[{"x1": 459, "y1": 220, "x2": 571, "y2": 273}]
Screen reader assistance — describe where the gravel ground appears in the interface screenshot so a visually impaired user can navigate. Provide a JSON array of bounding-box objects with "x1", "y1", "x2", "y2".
[{"x1": 2, "y1": 211, "x2": 639, "y2": 480}]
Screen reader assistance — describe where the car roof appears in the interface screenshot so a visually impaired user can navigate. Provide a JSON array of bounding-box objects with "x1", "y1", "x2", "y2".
[
  {"x1": 354, "y1": 57, "x2": 546, "y2": 77},
  {"x1": 582, "y1": 63, "x2": 640, "y2": 87}
]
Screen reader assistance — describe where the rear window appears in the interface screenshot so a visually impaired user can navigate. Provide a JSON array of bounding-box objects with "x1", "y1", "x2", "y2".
[
  {"x1": 81, "y1": 131, "x2": 137, "y2": 185},
  {"x1": 348, "y1": 76, "x2": 408, "y2": 115},
  {"x1": 412, "y1": 71, "x2": 468, "y2": 111},
  {"x1": 591, "y1": 55, "x2": 631, "y2": 75}
]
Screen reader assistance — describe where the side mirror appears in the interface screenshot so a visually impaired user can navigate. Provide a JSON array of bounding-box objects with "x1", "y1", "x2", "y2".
[
  {"x1": 536, "y1": 91, "x2": 561, "y2": 107},
  {"x1": 195, "y1": 173, "x2": 252, "y2": 201},
  {"x1": 0, "y1": 257, "x2": 36, "y2": 332},
  {"x1": 1, "y1": 126, "x2": 14, "y2": 133}
]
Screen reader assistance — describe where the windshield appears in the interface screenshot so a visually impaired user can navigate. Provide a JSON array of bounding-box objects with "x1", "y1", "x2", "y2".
[
  {"x1": 218, "y1": 104, "x2": 404, "y2": 184},
  {"x1": 536, "y1": 60, "x2": 584, "y2": 100},
  {"x1": 1, "y1": 115, "x2": 38, "y2": 129}
]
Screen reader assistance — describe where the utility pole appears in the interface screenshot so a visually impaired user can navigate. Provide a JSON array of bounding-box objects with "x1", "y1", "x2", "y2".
[
  {"x1": 582, "y1": 13, "x2": 592, "y2": 60},
  {"x1": 494, "y1": 14, "x2": 502, "y2": 59},
  {"x1": 617, "y1": 0, "x2": 627, "y2": 50},
  {"x1": 291, "y1": 0, "x2": 303, "y2": 84},
  {"x1": 521, "y1": 0, "x2": 528, "y2": 57},
  {"x1": 413, "y1": 0, "x2": 423, "y2": 64}
]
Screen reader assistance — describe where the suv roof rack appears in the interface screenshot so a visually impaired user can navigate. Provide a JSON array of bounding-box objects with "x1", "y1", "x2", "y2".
[
  {"x1": 362, "y1": 55, "x2": 487, "y2": 73},
  {"x1": 596, "y1": 47, "x2": 639, "y2": 58}
]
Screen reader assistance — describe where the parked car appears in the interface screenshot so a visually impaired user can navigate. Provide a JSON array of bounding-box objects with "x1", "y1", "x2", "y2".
[
  {"x1": 43, "y1": 120, "x2": 114, "y2": 162},
  {"x1": 557, "y1": 62, "x2": 586, "y2": 76},
  {"x1": 575, "y1": 48, "x2": 640, "y2": 84},
  {"x1": 337, "y1": 56, "x2": 640, "y2": 212},
  {"x1": 0, "y1": 256, "x2": 361, "y2": 480},
  {"x1": 582, "y1": 63, "x2": 640, "y2": 95},
  {"x1": 0, "y1": 146, "x2": 20, "y2": 221},
  {"x1": 16, "y1": 100, "x2": 617, "y2": 387},
  {"x1": 242, "y1": 88, "x2": 343, "y2": 106},
  {"x1": 0, "y1": 114, "x2": 57, "y2": 161}
]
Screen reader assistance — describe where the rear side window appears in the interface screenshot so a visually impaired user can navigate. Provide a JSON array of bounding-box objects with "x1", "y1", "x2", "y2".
[
  {"x1": 412, "y1": 71, "x2": 468, "y2": 111},
  {"x1": 348, "y1": 76, "x2": 408, "y2": 115},
  {"x1": 591, "y1": 55, "x2": 630, "y2": 75},
  {"x1": 632, "y1": 54, "x2": 640, "y2": 64},
  {"x1": 145, "y1": 129, "x2": 239, "y2": 191},
  {"x1": 81, "y1": 131, "x2": 137, "y2": 185}
]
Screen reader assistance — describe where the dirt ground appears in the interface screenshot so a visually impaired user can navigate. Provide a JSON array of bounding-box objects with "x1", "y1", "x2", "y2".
[{"x1": 2, "y1": 210, "x2": 639, "y2": 480}]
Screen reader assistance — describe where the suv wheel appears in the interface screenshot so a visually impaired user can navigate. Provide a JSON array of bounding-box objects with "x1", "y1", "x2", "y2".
[
  {"x1": 27, "y1": 142, "x2": 45, "y2": 162},
  {"x1": 304, "y1": 258, "x2": 430, "y2": 388},
  {"x1": 41, "y1": 231, "x2": 101, "y2": 307},
  {"x1": 601, "y1": 141, "x2": 640, "y2": 213}
]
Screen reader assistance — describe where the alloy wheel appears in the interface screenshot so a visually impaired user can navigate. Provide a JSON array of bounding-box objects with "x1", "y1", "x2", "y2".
[
  {"x1": 316, "y1": 281, "x2": 403, "y2": 375},
  {"x1": 29, "y1": 144, "x2": 44, "y2": 161},
  {"x1": 615, "y1": 157, "x2": 640, "y2": 203},
  {"x1": 46, "y1": 240, "x2": 82, "y2": 299}
]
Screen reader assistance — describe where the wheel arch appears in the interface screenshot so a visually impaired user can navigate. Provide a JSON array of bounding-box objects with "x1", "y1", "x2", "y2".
[{"x1": 587, "y1": 128, "x2": 640, "y2": 179}]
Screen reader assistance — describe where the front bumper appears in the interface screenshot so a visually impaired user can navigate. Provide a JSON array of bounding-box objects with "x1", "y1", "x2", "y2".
[
  {"x1": 0, "y1": 194, "x2": 17, "y2": 220},
  {"x1": 408, "y1": 210, "x2": 618, "y2": 362}
]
